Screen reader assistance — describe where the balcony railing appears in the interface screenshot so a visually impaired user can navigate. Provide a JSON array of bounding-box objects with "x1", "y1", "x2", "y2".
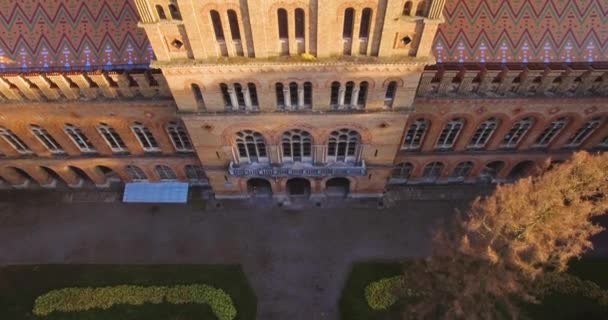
[{"x1": 228, "y1": 161, "x2": 367, "y2": 178}]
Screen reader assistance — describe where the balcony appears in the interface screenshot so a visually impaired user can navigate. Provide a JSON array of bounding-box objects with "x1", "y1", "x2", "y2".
[{"x1": 228, "y1": 161, "x2": 367, "y2": 178}]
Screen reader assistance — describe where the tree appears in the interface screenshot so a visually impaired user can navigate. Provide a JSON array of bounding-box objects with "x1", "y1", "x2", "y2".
[{"x1": 402, "y1": 152, "x2": 608, "y2": 320}]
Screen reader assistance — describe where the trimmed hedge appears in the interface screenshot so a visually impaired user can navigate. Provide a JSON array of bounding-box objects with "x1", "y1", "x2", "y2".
[
  {"x1": 33, "y1": 284, "x2": 236, "y2": 320},
  {"x1": 364, "y1": 276, "x2": 404, "y2": 310}
]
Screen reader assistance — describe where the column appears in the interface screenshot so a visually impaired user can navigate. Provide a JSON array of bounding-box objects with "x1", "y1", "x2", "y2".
[
  {"x1": 496, "y1": 70, "x2": 519, "y2": 95},
  {"x1": 288, "y1": 9, "x2": 297, "y2": 56},
  {"x1": 538, "y1": 70, "x2": 564, "y2": 94},
  {"x1": 457, "y1": 71, "x2": 479, "y2": 94},
  {"x1": 337, "y1": 86, "x2": 346, "y2": 108},
  {"x1": 516, "y1": 70, "x2": 544, "y2": 94},
  {"x1": 576, "y1": 70, "x2": 605, "y2": 95},
  {"x1": 557, "y1": 70, "x2": 587, "y2": 94},
  {"x1": 351, "y1": 9, "x2": 362, "y2": 55},
  {"x1": 228, "y1": 85, "x2": 239, "y2": 111},
  {"x1": 417, "y1": 71, "x2": 436, "y2": 95},
  {"x1": 297, "y1": 87, "x2": 305, "y2": 109},
  {"x1": 350, "y1": 84, "x2": 360, "y2": 108},
  {"x1": 221, "y1": 11, "x2": 236, "y2": 57},
  {"x1": 313, "y1": 145, "x2": 325, "y2": 165},
  {"x1": 478, "y1": 70, "x2": 502, "y2": 94},
  {"x1": 283, "y1": 86, "x2": 291, "y2": 109},
  {"x1": 243, "y1": 86, "x2": 253, "y2": 110},
  {"x1": 428, "y1": 0, "x2": 447, "y2": 19},
  {"x1": 437, "y1": 70, "x2": 459, "y2": 95}
]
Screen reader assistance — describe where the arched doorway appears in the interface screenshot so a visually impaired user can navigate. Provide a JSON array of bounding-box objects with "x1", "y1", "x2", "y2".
[
  {"x1": 40, "y1": 166, "x2": 65, "y2": 188},
  {"x1": 247, "y1": 178, "x2": 273, "y2": 198},
  {"x1": 95, "y1": 165, "x2": 123, "y2": 188},
  {"x1": 6, "y1": 167, "x2": 36, "y2": 187},
  {"x1": 479, "y1": 161, "x2": 505, "y2": 183},
  {"x1": 286, "y1": 178, "x2": 311, "y2": 198},
  {"x1": 325, "y1": 177, "x2": 350, "y2": 198},
  {"x1": 68, "y1": 166, "x2": 95, "y2": 188},
  {"x1": 508, "y1": 161, "x2": 536, "y2": 180}
]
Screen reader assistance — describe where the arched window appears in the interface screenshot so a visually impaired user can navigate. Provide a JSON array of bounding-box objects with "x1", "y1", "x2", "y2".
[
  {"x1": 357, "y1": 81, "x2": 369, "y2": 108},
  {"x1": 403, "y1": 119, "x2": 429, "y2": 150},
  {"x1": 234, "y1": 83, "x2": 245, "y2": 109},
  {"x1": 282, "y1": 129, "x2": 312, "y2": 162},
  {"x1": 303, "y1": 82, "x2": 313, "y2": 107},
  {"x1": 436, "y1": 118, "x2": 464, "y2": 149},
  {"x1": 289, "y1": 82, "x2": 298, "y2": 107},
  {"x1": 0, "y1": 127, "x2": 31, "y2": 154},
  {"x1": 227, "y1": 10, "x2": 241, "y2": 40},
  {"x1": 235, "y1": 130, "x2": 267, "y2": 163},
  {"x1": 480, "y1": 161, "x2": 505, "y2": 182},
  {"x1": 220, "y1": 83, "x2": 231, "y2": 108},
  {"x1": 327, "y1": 128, "x2": 360, "y2": 162},
  {"x1": 277, "y1": 8, "x2": 289, "y2": 39},
  {"x1": 30, "y1": 125, "x2": 64, "y2": 154},
  {"x1": 210, "y1": 10, "x2": 225, "y2": 41},
  {"x1": 247, "y1": 83, "x2": 259, "y2": 107},
  {"x1": 131, "y1": 122, "x2": 159, "y2": 152},
  {"x1": 330, "y1": 81, "x2": 341, "y2": 106},
  {"x1": 415, "y1": 1, "x2": 426, "y2": 16},
  {"x1": 343, "y1": 8, "x2": 355, "y2": 38},
  {"x1": 391, "y1": 162, "x2": 413, "y2": 180},
  {"x1": 166, "y1": 122, "x2": 193, "y2": 152},
  {"x1": 185, "y1": 165, "x2": 206, "y2": 181},
  {"x1": 450, "y1": 161, "x2": 474, "y2": 180},
  {"x1": 469, "y1": 117, "x2": 499, "y2": 148},
  {"x1": 156, "y1": 5, "x2": 167, "y2": 20},
  {"x1": 64, "y1": 124, "x2": 95, "y2": 153},
  {"x1": 344, "y1": 81, "x2": 355, "y2": 106},
  {"x1": 422, "y1": 162, "x2": 444, "y2": 181},
  {"x1": 126, "y1": 165, "x2": 147, "y2": 181},
  {"x1": 384, "y1": 81, "x2": 398, "y2": 108},
  {"x1": 276, "y1": 83, "x2": 285, "y2": 108},
  {"x1": 97, "y1": 123, "x2": 127, "y2": 153},
  {"x1": 403, "y1": 1, "x2": 413, "y2": 15},
  {"x1": 534, "y1": 117, "x2": 568, "y2": 147},
  {"x1": 155, "y1": 165, "x2": 177, "y2": 180},
  {"x1": 359, "y1": 8, "x2": 372, "y2": 38},
  {"x1": 502, "y1": 117, "x2": 534, "y2": 148},
  {"x1": 168, "y1": 4, "x2": 181, "y2": 20},
  {"x1": 295, "y1": 8, "x2": 305, "y2": 39},
  {"x1": 191, "y1": 84, "x2": 205, "y2": 109},
  {"x1": 567, "y1": 117, "x2": 603, "y2": 147}
]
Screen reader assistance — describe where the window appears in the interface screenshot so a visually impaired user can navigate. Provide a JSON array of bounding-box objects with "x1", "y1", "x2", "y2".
[
  {"x1": 210, "y1": 10, "x2": 224, "y2": 41},
  {"x1": 156, "y1": 5, "x2": 166, "y2": 20},
  {"x1": 436, "y1": 118, "x2": 464, "y2": 149},
  {"x1": 289, "y1": 82, "x2": 298, "y2": 107},
  {"x1": 131, "y1": 122, "x2": 160, "y2": 152},
  {"x1": 220, "y1": 83, "x2": 231, "y2": 108},
  {"x1": 502, "y1": 117, "x2": 534, "y2": 148},
  {"x1": 343, "y1": 8, "x2": 355, "y2": 38},
  {"x1": 422, "y1": 162, "x2": 444, "y2": 181},
  {"x1": 357, "y1": 81, "x2": 369, "y2": 108},
  {"x1": 403, "y1": 1, "x2": 413, "y2": 15},
  {"x1": 567, "y1": 117, "x2": 603, "y2": 147},
  {"x1": 384, "y1": 81, "x2": 397, "y2": 108},
  {"x1": 282, "y1": 129, "x2": 312, "y2": 162},
  {"x1": 234, "y1": 83, "x2": 245, "y2": 109},
  {"x1": 247, "y1": 83, "x2": 259, "y2": 107},
  {"x1": 168, "y1": 4, "x2": 181, "y2": 20},
  {"x1": 276, "y1": 83, "x2": 285, "y2": 108},
  {"x1": 450, "y1": 161, "x2": 473, "y2": 180},
  {"x1": 304, "y1": 82, "x2": 313, "y2": 107},
  {"x1": 97, "y1": 123, "x2": 127, "y2": 153},
  {"x1": 327, "y1": 128, "x2": 360, "y2": 162},
  {"x1": 0, "y1": 127, "x2": 31, "y2": 154},
  {"x1": 480, "y1": 161, "x2": 505, "y2": 182},
  {"x1": 191, "y1": 84, "x2": 205, "y2": 109},
  {"x1": 344, "y1": 81, "x2": 355, "y2": 105},
  {"x1": 155, "y1": 165, "x2": 177, "y2": 180},
  {"x1": 278, "y1": 9, "x2": 288, "y2": 39},
  {"x1": 235, "y1": 130, "x2": 267, "y2": 163},
  {"x1": 469, "y1": 117, "x2": 498, "y2": 148},
  {"x1": 64, "y1": 124, "x2": 95, "y2": 153},
  {"x1": 359, "y1": 8, "x2": 372, "y2": 38},
  {"x1": 166, "y1": 122, "x2": 193, "y2": 152},
  {"x1": 185, "y1": 165, "x2": 206, "y2": 181},
  {"x1": 227, "y1": 10, "x2": 241, "y2": 40},
  {"x1": 391, "y1": 163, "x2": 413, "y2": 180},
  {"x1": 534, "y1": 117, "x2": 568, "y2": 147},
  {"x1": 295, "y1": 8, "x2": 305, "y2": 39},
  {"x1": 126, "y1": 165, "x2": 147, "y2": 181},
  {"x1": 30, "y1": 125, "x2": 64, "y2": 154},
  {"x1": 415, "y1": 1, "x2": 426, "y2": 16},
  {"x1": 330, "y1": 81, "x2": 340, "y2": 106},
  {"x1": 402, "y1": 119, "x2": 429, "y2": 150}
]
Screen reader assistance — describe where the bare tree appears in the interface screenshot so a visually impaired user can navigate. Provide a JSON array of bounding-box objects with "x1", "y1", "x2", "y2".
[{"x1": 403, "y1": 152, "x2": 608, "y2": 320}]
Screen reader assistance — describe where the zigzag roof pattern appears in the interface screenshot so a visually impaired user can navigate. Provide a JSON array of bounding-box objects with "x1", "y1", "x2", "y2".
[
  {"x1": 0, "y1": 0, "x2": 150, "y2": 71},
  {"x1": 434, "y1": 0, "x2": 608, "y2": 63}
]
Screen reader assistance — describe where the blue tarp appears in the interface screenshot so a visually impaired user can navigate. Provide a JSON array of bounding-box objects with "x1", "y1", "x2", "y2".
[{"x1": 123, "y1": 182, "x2": 189, "y2": 203}]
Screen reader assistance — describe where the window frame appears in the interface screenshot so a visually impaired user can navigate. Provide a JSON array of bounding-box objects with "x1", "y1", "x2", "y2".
[
  {"x1": 402, "y1": 119, "x2": 429, "y2": 150},
  {"x1": 166, "y1": 122, "x2": 193, "y2": 153},
  {"x1": 30, "y1": 125, "x2": 65, "y2": 154},
  {"x1": 64, "y1": 124, "x2": 96, "y2": 153},
  {"x1": 534, "y1": 117, "x2": 568, "y2": 147},
  {"x1": 501, "y1": 117, "x2": 534, "y2": 148},
  {"x1": 327, "y1": 128, "x2": 360, "y2": 163},
  {"x1": 155, "y1": 165, "x2": 177, "y2": 181},
  {"x1": 436, "y1": 118, "x2": 464, "y2": 149},
  {"x1": 468, "y1": 117, "x2": 498, "y2": 149},
  {"x1": 97, "y1": 124, "x2": 128, "y2": 153},
  {"x1": 235, "y1": 130, "x2": 268, "y2": 164},
  {"x1": 131, "y1": 122, "x2": 161, "y2": 153},
  {"x1": 281, "y1": 129, "x2": 313, "y2": 163},
  {"x1": 0, "y1": 127, "x2": 32, "y2": 154}
]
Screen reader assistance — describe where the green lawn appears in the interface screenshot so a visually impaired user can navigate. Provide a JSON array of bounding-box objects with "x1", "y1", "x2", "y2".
[
  {"x1": 340, "y1": 259, "x2": 608, "y2": 320},
  {"x1": 0, "y1": 265, "x2": 257, "y2": 320}
]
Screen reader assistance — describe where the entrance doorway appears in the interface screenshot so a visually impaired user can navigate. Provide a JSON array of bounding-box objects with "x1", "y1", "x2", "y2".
[
  {"x1": 247, "y1": 178, "x2": 273, "y2": 198},
  {"x1": 325, "y1": 177, "x2": 350, "y2": 198},
  {"x1": 286, "y1": 178, "x2": 311, "y2": 198}
]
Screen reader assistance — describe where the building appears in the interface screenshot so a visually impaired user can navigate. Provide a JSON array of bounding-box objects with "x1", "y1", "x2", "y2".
[{"x1": 0, "y1": 0, "x2": 606, "y2": 201}]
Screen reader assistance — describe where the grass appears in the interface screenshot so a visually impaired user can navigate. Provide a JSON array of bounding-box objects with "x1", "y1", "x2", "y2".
[
  {"x1": 340, "y1": 258, "x2": 608, "y2": 320},
  {"x1": 0, "y1": 265, "x2": 257, "y2": 320}
]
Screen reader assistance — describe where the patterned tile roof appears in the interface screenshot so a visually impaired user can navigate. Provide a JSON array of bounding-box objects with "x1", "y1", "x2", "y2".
[
  {"x1": 0, "y1": 0, "x2": 150, "y2": 72},
  {"x1": 434, "y1": 0, "x2": 608, "y2": 64}
]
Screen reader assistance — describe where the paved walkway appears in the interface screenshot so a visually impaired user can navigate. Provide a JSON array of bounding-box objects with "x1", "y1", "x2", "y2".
[{"x1": 0, "y1": 193, "x2": 472, "y2": 320}]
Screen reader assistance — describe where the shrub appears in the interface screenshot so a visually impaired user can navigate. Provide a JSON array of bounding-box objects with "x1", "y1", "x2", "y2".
[
  {"x1": 33, "y1": 284, "x2": 237, "y2": 320},
  {"x1": 365, "y1": 276, "x2": 404, "y2": 310}
]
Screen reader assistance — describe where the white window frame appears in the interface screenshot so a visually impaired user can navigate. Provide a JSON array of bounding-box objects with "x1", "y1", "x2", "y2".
[
  {"x1": 449, "y1": 161, "x2": 473, "y2": 181},
  {"x1": 155, "y1": 165, "x2": 177, "y2": 181},
  {"x1": 166, "y1": 122, "x2": 193, "y2": 152},
  {"x1": 126, "y1": 165, "x2": 148, "y2": 181},
  {"x1": 391, "y1": 163, "x2": 413, "y2": 180},
  {"x1": 235, "y1": 130, "x2": 268, "y2": 164},
  {"x1": 30, "y1": 125, "x2": 65, "y2": 154},
  {"x1": 422, "y1": 162, "x2": 444, "y2": 182},
  {"x1": 0, "y1": 127, "x2": 32, "y2": 154},
  {"x1": 534, "y1": 118, "x2": 568, "y2": 147},
  {"x1": 501, "y1": 117, "x2": 534, "y2": 148},
  {"x1": 97, "y1": 124, "x2": 128, "y2": 153},
  {"x1": 566, "y1": 117, "x2": 603, "y2": 147},
  {"x1": 402, "y1": 119, "x2": 429, "y2": 150},
  {"x1": 436, "y1": 118, "x2": 464, "y2": 149},
  {"x1": 327, "y1": 128, "x2": 360, "y2": 163},
  {"x1": 281, "y1": 129, "x2": 313, "y2": 163},
  {"x1": 64, "y1": 124, "x2": 96, "y2": 153},
  {"x1": 131, "y1": 123, "x2": 160, "y2": 153},
  {"x1": 185, "y1": 165, "x2": 207, "y2": 181},
  {"x1": 468, "y1": 118, "x2": 498, "y2": 149}
]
